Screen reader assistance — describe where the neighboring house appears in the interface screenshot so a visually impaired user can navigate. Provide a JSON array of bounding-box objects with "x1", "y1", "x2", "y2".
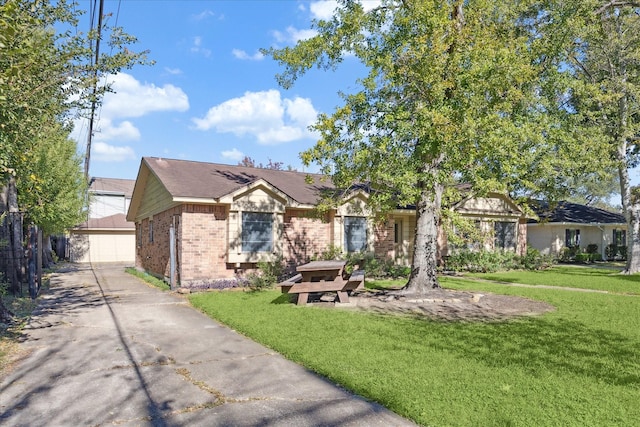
[
  {"x1": 440, "y1": 189, "x2": 529, "y2": 260},
  {"x1": 127, "y1": 157, "x2": 528, "y2": 287},
  {"x1": 68, "y1": 177, "x2": 136, "y2": 263},
  {"x1": 527, "y1": 201, "x2": 627, "y2": 260}
]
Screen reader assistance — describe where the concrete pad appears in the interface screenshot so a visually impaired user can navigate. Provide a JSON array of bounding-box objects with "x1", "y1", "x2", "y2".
[{"x1": 0, "y1": 264, "x2": 416, "y2": 427}]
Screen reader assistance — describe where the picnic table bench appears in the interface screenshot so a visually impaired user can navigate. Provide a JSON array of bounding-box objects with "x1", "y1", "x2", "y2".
[{"x1": 279, "y1": 260, "x2": 365, "y2": 305}]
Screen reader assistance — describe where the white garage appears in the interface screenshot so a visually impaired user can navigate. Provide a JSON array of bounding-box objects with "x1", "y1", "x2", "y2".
[{"x1": 69, "y1": 213, "x2": 135, "y2": 263}]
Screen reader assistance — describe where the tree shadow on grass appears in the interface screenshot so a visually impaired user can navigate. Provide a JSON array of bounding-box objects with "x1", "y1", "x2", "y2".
[{"x1": 414, "y1": 316, "x2": 640, "y2": 387}]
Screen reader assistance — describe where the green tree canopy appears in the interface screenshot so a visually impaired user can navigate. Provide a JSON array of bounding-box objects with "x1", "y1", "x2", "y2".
[
  {"x1": 266, "y1": 0, "x2": 605, "y2": 291},
  {"x1": 559, "y1": 0, "x2": 640, "y2": 272}
]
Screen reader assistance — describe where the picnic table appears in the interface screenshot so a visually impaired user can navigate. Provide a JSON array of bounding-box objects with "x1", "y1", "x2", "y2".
[{"x1": 279, "y1": 260, "x2": 365, "y2": 305}]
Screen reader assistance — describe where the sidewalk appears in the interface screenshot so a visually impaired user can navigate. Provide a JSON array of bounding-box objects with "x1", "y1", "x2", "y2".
[{"x1": 0, "y1": 264, "x2": 415, "y2": 426}]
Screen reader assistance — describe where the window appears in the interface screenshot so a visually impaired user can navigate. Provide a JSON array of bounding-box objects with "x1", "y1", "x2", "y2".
[
  {"x1": 344, "y1": 216, "x2": 367, "y2": 252},
  {"x1": 148, "y1": 220, "x2": 154, "y2": 244},
  {"x1": 494, "y1": 221, "x2": 516, "y2": 250},
  {"x1": 242, "y1": 212, "x2": 273, "y2": 253},
  {"x1": 394, "y1": 221, "x2": 402, "y2": 244},
  {"x1": 565, "y1": 229, "x2": 580, "y2": 247},
  {"x1": 613, "y1": 229, "x2": 626, "y2": 246},
  {"x1": 137, "y1": 223, "x2": 142, "y2": 247}
]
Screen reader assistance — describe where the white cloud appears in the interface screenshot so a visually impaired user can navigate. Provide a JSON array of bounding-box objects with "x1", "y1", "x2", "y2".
[
  {"x1": 310, "y1": 1, "x2": 338, "y2": 20},
  {"x1": 192, "y1": 89, "x2": 318, "y2": 145},
  {"x1": 272, "y1": 26, "x2": 318, "y2": 44},
  {"x1": 221, "y1": 148, "x2": 245, "y2": 161},
  {"x1": 72, "y1": 73, "x2": 189, "y2": 164},
  {"x1": 164, "y1": 67, "x2": 183, "y2": 75},
  {"x1": 191, "y1": 36, "x2": 212, "y2": 57},
  {"x1": 232, "y1": 49, "x2": 265, "y2": 61},
  {"x1": 96, "y1": 119, "x2": 140, "y2": 141},
  {"x1": 192, "y1": 10, "x2": 215, "y2": 21},
  {"x1": 92, "y1": 142, "x2": 136, "y2": 162},
  {"x1": 309, "y1": 1, "x2": 382, "y2": 20},
  {"x1": 101, "y1": 73, "x2": 189, "y2": 119}
]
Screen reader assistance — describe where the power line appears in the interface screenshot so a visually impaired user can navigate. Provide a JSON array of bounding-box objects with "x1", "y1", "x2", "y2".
[{"x1": 84, "y1": 0, "x2": 105, "y2": 181}]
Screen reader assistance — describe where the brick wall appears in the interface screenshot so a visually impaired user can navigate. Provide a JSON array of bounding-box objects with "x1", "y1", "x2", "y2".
[
  {"x1": 283, "y1": 209, "x2": 332, "y2": 273},
  {"x1": 374, "y1": 218, "x2": 395, "y2": 260},
  {"x1": 179, "y1": 204, "x2": 233, "y2": 283},
  {"x1": 135, "y1": 206, "x2": 182, "y2": 280}
]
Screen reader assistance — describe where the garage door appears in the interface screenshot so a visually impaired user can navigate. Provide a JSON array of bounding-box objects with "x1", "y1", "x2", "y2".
[{"x1": 69, "y1": 232, "x2": 135, "y2": 263}]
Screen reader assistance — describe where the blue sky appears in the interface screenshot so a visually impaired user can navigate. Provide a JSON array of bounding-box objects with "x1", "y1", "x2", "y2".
[
  {"x1": 72, "y1": 0, "x2": 639, "y2": 195},
  {"x1": 73, "y1": 0, "x2": 378, "y2": 180}
]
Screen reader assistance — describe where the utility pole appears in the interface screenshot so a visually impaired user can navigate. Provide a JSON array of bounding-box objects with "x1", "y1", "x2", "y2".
[{"x1": 84, "y1": 0, "x2": 105, "y2": 181}]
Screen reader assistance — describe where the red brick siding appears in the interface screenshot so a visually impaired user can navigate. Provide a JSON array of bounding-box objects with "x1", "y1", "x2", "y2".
[
  {"x1": 374, "y1": 218, "x2": 395, "y2": 260},
  {"x1": 179, "y1": 204, "x2": 233, "y2": 283},
  {"x1": 135, "y1": 206, "x2": 182, "y2": 280},
  {"x1": 283, "y1": 209, "x2": 332, "y2": 272}
]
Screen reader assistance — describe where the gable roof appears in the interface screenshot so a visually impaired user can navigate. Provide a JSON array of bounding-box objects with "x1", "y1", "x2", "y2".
[
  {"x1": 529, "y1": 201, "x2": 625, "y2": 225},
  {"x1": 89, "y1": 177, "x2": 135, "y2": 197},
  {"x1": 136, "y1": 157, "x2": 336, "y2": 205}
]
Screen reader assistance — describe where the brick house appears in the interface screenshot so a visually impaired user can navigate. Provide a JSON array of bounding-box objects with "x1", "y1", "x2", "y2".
[{"x1": 127, "y1": 157, "x2": 528, "y2": 287}]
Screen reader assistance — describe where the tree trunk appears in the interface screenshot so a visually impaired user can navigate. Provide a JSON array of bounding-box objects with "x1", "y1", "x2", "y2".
[
  {"x1": 0, "y1": 297, "x2": 14, "y2": 324},
  {"x1": 403, "y1": 167, "x2": 443, "y2": 293},
  {"x1": 627, "y1": 196, "x2": 640, "y2": 274},
  {"x1": 42, "y1": 234, "x2": 54, "y2": 267},
  {"x1": 7, "y1": 177, "x2": 23, "y2": 294}
]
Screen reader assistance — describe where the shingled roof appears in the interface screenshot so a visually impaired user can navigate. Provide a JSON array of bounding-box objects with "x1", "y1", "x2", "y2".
[
  {"x1": 529, "y1": 201, "x2": 625, "y2": 225},
  {"x1": 141, "y1": 157, "x2": 336, "y2": 205},
  {"x1": 89, "y1": 177, "x2": 135, "y2": 197},
  {"x1": 74, "y1": 213, "x2": 134, "y2": 230}
]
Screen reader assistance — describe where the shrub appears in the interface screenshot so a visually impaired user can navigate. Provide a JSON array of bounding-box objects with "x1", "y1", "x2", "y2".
[
  {"x1": 446, "y1": 248, "x2": 554, "y2": 272},
  {"x1": 574, "y1": 252, "x2": 591, "y2": 263},
  {"x1": 559, "y1": 246, "x2": 580, "y2": 262},
  {"x1": 586, "y1": 244, "x2": 598, "y2": 254},
  {"x1": 445, "y1": 249, "x2": 520, "y2": 273},
  {"x1": 247, "y1": 257, "x2": 285, "y2": 290},
  {"x1": 314, "y1": 244, "x2": 344, "y2": 261},
  {"x1": 605, "y1": 244, "x2": 627, "y2": 261},
  {"x1": 519, "y1": 247, "x2": 555, "y2": 270}
]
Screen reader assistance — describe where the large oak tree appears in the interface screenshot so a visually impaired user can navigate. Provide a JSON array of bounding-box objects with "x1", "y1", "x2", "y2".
[{"x1": 266, "y1": 0, "x2": 601, "y2": 292}]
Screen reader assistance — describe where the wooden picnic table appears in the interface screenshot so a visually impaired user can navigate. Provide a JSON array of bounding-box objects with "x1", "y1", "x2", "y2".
[{"x1": 279, "y1": 260, "x2": 365, "y2": 305}]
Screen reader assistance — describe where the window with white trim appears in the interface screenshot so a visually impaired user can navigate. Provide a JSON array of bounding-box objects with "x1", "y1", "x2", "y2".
[
  {"x1": 344, "y1": 216, "x2": 367, "y2": 253},
  {"x1": 242, "y1": 212, "x2": 273, "y2": 253}
]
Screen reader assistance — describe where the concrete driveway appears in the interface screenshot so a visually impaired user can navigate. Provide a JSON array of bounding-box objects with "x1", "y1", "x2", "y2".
[{"x1": 0, "y1": 264, "x2": 415, "y2": 426}]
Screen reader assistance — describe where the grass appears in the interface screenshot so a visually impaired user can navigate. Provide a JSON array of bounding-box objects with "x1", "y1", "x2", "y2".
[
  {"x1": 189, "y1": 265, "x2": 640, "y2": 427},
  {"x1": 464, "y1": 265, "x2": 640, "y2": 294},
  {"x1": 1, "y1": 277, "x2": 50, "y2": 378},
  {"x1": 125, "y1": 267, "x2": 170, "y2": 291}
]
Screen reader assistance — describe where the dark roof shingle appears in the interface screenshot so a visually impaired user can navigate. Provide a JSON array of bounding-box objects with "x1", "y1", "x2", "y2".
[
  {"x1": 89, "y1": 177, "x2": 135, "y2": 197},
  {"x1": 530, "y1": 201, "x2": 625, "y2": 224},
  {"x1": 143, "y1": 157, "x2": 335, "y2": 205}
]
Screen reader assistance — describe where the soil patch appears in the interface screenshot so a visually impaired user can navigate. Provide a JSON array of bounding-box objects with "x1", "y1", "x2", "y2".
[{"x1": 318, "y1": 288, "x2": 556, "y2": 321}]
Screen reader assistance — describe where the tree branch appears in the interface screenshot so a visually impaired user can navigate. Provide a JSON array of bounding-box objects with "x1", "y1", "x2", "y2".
[{"x1": 596, "y1": 1, "x2": 640, "y2": 15}]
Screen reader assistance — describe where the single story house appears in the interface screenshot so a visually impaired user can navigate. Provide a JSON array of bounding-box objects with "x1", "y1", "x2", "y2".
[
  {"x1": 68, "y1": 177, "x2": 136, "y2": 263},
  {"x1": 127, "y1": 157, "x2": 529, "y2": 287},
  {"x1": 527, "y1": 201, "x2": 627, "y2": 260}
]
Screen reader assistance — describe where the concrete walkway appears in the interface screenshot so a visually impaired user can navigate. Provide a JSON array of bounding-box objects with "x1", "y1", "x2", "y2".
[{"x1": 0, "y1": 264, "x2": 415, "y2": 427}]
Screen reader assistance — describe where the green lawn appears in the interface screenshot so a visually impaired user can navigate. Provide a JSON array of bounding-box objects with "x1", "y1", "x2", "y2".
[
  {"x1": 463, "y1": 265, "x2": 640, "y2": 294},
  {"x1": 189, "y1": 266, "x2": 640, "y2": 426}
]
